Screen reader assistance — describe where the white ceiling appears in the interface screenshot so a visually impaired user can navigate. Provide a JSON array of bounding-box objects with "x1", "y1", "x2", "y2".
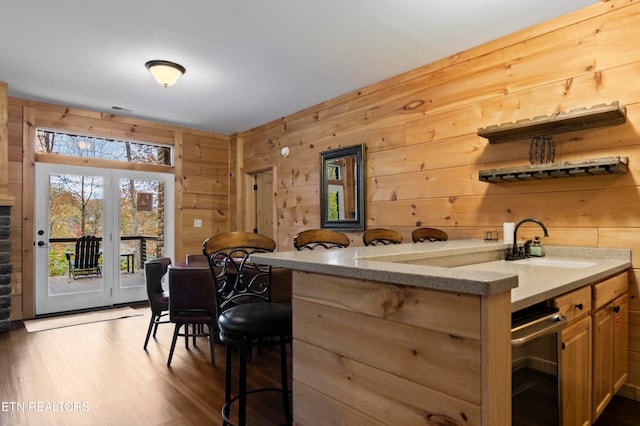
[{"x1": 1, "y1": 0, "x2": 597, "y2": 135}]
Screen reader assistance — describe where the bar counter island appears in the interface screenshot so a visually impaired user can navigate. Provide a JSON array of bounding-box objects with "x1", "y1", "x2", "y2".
[{"x1": 251, "y1": 239, "x2": 631, "y2": 426}]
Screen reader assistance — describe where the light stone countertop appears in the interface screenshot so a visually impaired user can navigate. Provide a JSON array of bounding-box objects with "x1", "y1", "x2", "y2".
[{"x1": 251, "y1": 239, "x2": 631, "y2": 312}]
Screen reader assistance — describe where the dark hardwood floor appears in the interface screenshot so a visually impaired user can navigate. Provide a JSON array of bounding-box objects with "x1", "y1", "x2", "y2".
[
  {"x1": 1, "y1": 305, "x2": 638, "y2": 425},
  {"x1": 0, "y1": 306, "x2": 290, "y2": 425},
  {"x1": 593, "y1": 394, "x2": 640, "y2": 426}
]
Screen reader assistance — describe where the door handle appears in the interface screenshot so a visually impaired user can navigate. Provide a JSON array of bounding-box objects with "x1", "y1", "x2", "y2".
[{"x1": 511, "y1": 313, "x2": 567, "y2": 347}]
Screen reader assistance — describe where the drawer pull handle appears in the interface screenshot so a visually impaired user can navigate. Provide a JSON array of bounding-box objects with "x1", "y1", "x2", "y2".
[
  {"x1": 575, "y1": 303, "x2": 584, "y2": 310},
  {"x1": 612, "y1": 306, "x2": 621, "y2": 314}
]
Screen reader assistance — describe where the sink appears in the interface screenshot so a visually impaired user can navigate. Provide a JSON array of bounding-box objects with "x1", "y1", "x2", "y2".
[{"x1": 515, "y1": 258, "x2": 596, "y2": 268}]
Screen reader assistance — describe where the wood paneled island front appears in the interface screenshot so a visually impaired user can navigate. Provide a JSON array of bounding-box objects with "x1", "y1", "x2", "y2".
[{"x1": 252, "y1": 240, "x2": 631, "y2": 425}]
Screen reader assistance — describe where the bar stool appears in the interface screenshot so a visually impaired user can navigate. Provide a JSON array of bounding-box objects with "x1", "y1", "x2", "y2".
[
  {"x1": 293, "y1": 229, "x2": 350, "y2": 250},
  {"x1": 362, "y1": 228, "x2": 403, "y2": 246},
  {"x1": 411, "y1": 227, "x2": 448, "y2": 243},
  {"x1": 203, "y1": 232, "x2": 292, "y2": 426}
]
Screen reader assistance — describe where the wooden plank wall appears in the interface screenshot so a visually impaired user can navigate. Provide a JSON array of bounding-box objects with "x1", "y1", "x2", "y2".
[
  {"x1": 0, "y1": 82, "x2": 11, "y2": 203},
  {"x1": 236, "y1": 0, "x2": 640, "y2": 396},
  {"x1": 6, "y1": 98, "x2": 230, "y2": 319},
  {"x1": 179, "y1": 131, "x2": 230, "y2": 257}
]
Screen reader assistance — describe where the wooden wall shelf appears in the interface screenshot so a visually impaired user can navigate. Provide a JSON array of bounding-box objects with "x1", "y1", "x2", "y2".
[
  {"x1": 478, "y1": 102, "x2": 626, "y2": 144},
  {"x1": 479, "y1": 157, "x2": 628, "y2": 183}
]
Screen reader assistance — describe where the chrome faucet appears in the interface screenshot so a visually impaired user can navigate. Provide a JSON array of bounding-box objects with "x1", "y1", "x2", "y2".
[{"x1": 506, "y1": 218, "x2": 549, "y2": 261}]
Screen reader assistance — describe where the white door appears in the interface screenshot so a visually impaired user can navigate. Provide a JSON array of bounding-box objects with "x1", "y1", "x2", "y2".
[
  {"x1": 34, "y1": 163, "x2": 174, "y2": 315},
  {"x1": 112, "y1": 169, "x2": 174, "y2": 304}
]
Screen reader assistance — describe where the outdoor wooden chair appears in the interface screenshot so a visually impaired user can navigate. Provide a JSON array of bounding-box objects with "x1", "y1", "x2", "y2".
[
  {"x1": 363, "y1": 228, "x2": 403, "y2": 246},
  {"x1": 66, "y1": 235, "x2": 102, "y2": 279},
  {"x1": 293, "y1": 229, "x2": 350, "y2": 250},
  {"x1": 411, "y1": 227, "x2": 448, "y2": 243}
]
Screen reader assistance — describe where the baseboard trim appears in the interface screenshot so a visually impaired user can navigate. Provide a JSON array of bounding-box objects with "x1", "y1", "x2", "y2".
[{"x1": 618, "y1": 383, "x2": 640, "y2": 401}]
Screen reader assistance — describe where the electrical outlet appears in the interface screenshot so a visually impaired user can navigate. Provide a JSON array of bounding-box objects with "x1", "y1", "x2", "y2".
[{"x1": 194, "y1": 219, "x2": 202, "y2": 228}]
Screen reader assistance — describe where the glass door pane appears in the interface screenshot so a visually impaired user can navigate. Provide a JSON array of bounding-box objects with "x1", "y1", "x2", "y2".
[
  {"x1": 35, "y1": 164, "x2": 112, "y2": 315},
  {"x1": 112, "y1": 170, "x2": 174, "y2": 305}
]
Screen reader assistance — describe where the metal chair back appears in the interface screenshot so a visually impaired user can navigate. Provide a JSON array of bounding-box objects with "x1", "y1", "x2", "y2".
[{"x1": 203, "y1": 232, "x2": 277, "y2": 313}]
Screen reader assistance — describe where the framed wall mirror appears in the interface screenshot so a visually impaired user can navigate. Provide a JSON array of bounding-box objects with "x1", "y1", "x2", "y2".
[{"x1": 320, "y1": 144, "x2": 365, "y2": 230}]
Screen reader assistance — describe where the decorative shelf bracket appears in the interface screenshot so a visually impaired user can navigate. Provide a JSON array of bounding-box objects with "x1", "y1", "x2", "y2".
[
  {"x1": 478, "y1": 102, "x2": 626, "y2": 144},
  {"x1": 479, "y1": 157, "x2": 628, "y2": 183}
]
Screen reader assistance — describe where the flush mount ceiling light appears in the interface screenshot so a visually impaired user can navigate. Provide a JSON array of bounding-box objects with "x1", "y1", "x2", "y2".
[{"x1": 145, "y1": 60, "x2": 186, "y2": 87}]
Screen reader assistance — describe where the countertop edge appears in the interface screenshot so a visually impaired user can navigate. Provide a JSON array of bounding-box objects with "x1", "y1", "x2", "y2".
[{"x1": 510, "y1": 261, "x2": 632, "y2": 312}]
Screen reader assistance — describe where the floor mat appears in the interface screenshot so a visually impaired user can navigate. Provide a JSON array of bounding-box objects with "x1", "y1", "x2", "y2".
[{"x1": 24, "y1": 307, "x2": 142, "y2": 332}]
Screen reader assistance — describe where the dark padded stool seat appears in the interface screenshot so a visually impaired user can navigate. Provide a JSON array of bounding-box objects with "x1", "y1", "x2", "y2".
[{"x1": 218, "y1": 303, "x2": 292, "y2": 340}]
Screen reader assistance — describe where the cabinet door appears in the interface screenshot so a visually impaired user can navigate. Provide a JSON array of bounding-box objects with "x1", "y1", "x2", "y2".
[
  {"x1": 612, "y1": 294, "x2": 628, "y2": 393},
  {"x1": 562, "y1": 315, "x2": 591, "y2": 426},
  {"x1": 592, "y1": 293, "x2": 628, "y2": 422},
  {"x1": 592, "y1": 305, "x2": 614, "y2": 421}
]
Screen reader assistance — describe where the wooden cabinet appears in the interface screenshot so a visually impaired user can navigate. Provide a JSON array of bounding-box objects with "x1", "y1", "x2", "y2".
[
  {"x1": 611, "y1": 295, "x2": 629, "y2": 394},
  {"x1": 592, "y1": 292, "x2": 628, "y2": 421},
  {"x1": 561, "y1": 316, "x2": 592, "y2": 426},
  {"x1": 557, "y1": 286, "x2": 592, "y2": 426},
  {"x1": 555, "y1": 271, "x2": 628, "y2": 425},
  {"x1": 591, "y1": 271, "x2": 628, "y2": 422}
]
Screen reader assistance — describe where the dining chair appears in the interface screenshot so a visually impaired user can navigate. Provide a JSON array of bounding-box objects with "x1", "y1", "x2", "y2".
[
  {"x1": 412, "y1": 227, "x2": 448, "y2": 243},
  {"x1": 203, "y1": 231, "x2": 292, "y2": 426},
  {"x1": 293, "y1": 229, "x2": 350, "y2": 250},
  {"x1": 363, "y1": 228, "x2": 403, "y2": 246},
  {"x1": 166, "y1": 265, "x2": 218, "y2": 367},
  {"x1": 143, "y1": 257, "x2": 171, "y2": 350},
  {"x1": 185, "y1": 253, "x2": 208, "y2": 267}
]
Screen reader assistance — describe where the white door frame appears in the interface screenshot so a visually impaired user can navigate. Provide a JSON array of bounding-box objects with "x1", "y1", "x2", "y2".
[{"x1": 34, "y1": 163, "x2": 174, "y2": 314}]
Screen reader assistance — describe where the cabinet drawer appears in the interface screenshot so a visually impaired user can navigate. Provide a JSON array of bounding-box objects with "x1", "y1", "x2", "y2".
[
  {"x1": 556, "y1": 286, "x2": 591, "y2": 323},
  {"x1": 593, "y1": 272, "x2": 628, "y2": 311}
]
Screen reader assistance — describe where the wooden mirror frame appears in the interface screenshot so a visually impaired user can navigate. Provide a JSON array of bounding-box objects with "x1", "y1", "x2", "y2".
[{"x1": 320, "y1": 144, "x2": 365, "y2": 231}]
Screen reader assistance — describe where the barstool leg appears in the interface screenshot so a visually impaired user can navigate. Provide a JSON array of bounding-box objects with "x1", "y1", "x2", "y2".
[
  {"x1": 239, "y1": 344, "x2": 248, "y2": 426},
  {"x1": 223, "y1": 344, "x2": 232, "y2": 426},
  {"x1": 192, "y1": 324, "x2": 198, "y2": 348},
  {"x1": 280, "y1": 339, "x2": 292, "y2": 422}
]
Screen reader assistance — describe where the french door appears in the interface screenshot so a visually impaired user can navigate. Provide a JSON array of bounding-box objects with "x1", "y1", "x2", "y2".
[{"x1": 34, "y1": 163, "x2": 174, "y2": 315}]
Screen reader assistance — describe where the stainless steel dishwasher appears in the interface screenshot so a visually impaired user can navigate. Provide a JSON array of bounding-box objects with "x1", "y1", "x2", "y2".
[{"x1": 511, "y1": 302, "x2": 568, "y2": 425}]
